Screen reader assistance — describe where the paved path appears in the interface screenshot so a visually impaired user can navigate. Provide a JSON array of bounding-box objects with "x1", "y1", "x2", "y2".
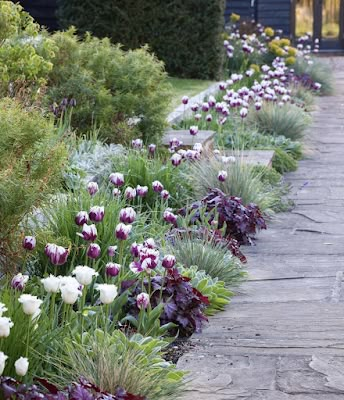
[{"x1": 177, "y1": 59, "x2": 344, "y2": 400}]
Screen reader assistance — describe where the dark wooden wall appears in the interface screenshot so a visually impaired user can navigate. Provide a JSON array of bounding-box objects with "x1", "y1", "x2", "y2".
[
  {"x1": 225, "y1": 0, "x2": 255, "y2": 22},
  {"x1": 19, "y1": 0, "x2": 59, "y2": 30}
]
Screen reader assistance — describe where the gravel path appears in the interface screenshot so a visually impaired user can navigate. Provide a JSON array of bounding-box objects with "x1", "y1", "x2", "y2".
[{"x1": 177, "y1": 58, "x2": 344, "y2": 400}]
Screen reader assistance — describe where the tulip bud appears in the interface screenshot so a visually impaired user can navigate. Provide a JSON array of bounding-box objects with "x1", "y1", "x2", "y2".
[
  {"x1": 87, "y1": 182, "x2": 99, "y2": 196},
  {"x1": 124, "y1": 187, "x2": 136, "y2": 200},
  {"x1": 75, "y1": 211, "x2": 89, "y2": 226},
  {"x1": 206, "y1": 114, "x2": 212, "y2": 122},
  {"x1": 113, "y1": 188, "x2": 121, "y2": 197},
  {"x1": 87, "y1": 243, "x2": 101, "y2": 259},
  {"x1": 11, "y1": 273, "x2": 29, "y2": 291},
  {"x1": 171, "y1": 153, "x2": 182, "y2": 167},
  {"x1": 162, "y1": 255, "x2": 176, "y2": 269},
  {"x1": 41, "y1": 275, "x2": 60, "y2": 293},
  {"x1": 131, "y1": 138, "x2": 143, "y2": 149},
  {"x1": 45, "y1": 243, "x2": 69, "y2": 265},
  {"x1": 22, "y1": 236, "x2": 36, "y2": 251},
  {"x1": 15, "y1": 357, "x2": 29, "y2": 377},
  {"x1": 0, "y1": 317, "x2": 14, "y2": 338},
  {"x1": 181, "y1": 95, "x2": 189, "y2": 105},
  {"x1": 120, "y1": 207, "x2": 136, "y2": 224},
  {"x1": 201, "y1": 102, "x2": 209, "y2": 112},
  {"x1": 148, "y1": 143, "x2": 156, "y2": 154},
  {"x1": 105, "y1": 262, "x2": 121, "y2": 277},
  {"x1": 107, "y1": 245, "x2": 117, "y2": 257},
  {"x1": 0, "y1": 352, "x2": 8, "y2": 375},
  {"x1": 218, "y1": 170, "x2": 228, "y2": 182},
  {"x1": 189, "y1": 125, "x2": 199, "y2": 136},
  {"x1": 152, "y1": 180, "x2": 164, "y2": 193},
  {"x1": 115, "y1": 223, "x2": 132, "y2": 240},
  {"x1": 240, "y1": 107, "x2": 248, "y2": 118},
  {"x1": 161, "y1": 190, "x2": 170, "y2": 200},
  {"x1": 163, "y1": 209, "x2": 177, "y2": 225},
  {"x1": 95, "y1": 284, "x2": 118, "y2": 304},
  {"x1": 18, "y1": 294, "x2": 43, "y2": 316},
  {"x1": 255, "y1": 102, "x2": 262, "y2": 111},
  {"x1": 109, "y1": 172, "x2": 124, "y2": 187},
  {"x1": 89, "y1": 206, "x2": 105, "y2": 223},
  {"x1": 79, "y1": 224, "x2": 97, "y2": 242},
  {"x1": 136, "y1": 185, "x2": 148, "y2": 197},
  {"x1": 137, "y1": 292, "x2": 150, "y2": 309}
]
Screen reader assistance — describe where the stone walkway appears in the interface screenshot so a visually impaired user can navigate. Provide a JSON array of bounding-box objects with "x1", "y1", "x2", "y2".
[{"x1": 177, "y1": 59, "x2": 344, "y2": 400}]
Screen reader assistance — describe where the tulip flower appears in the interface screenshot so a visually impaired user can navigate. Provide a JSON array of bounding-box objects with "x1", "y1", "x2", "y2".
[
  {"x1": 218, "y1": 170, "x2": 228, "y2": 182},
  {"x1": 208, "y1": 95, "x2": 216, "y2": 108},
  {"x1": 124, "y1": 187, "x2": 136, "y2": 200},
  {"x1": 194, "y1": 113, "x2": 201, "y2": 121},
  {"x1": 115, "y1": 223, "x2": 132, "y2": 240},
  {"x1": 313, "y1": 82, "x2": 321, "y2": 90},
  {"x1": 45, "y1": 243, "x2": 69, "y2": 266},
  {"x1": 15, "y1": 357, "x2": 29, "y2": 377},
  {"x1": 95, "y1": 284, "x2": 118, "y2": 304},
  {"x1": 87, "y1": 243, "x2": 101, "y2": 259},
  {"x1": 79, "y1": 224, "x2": 97, "y2": 242},
  {"x1": 162, "y1": 255, "x2": 176, "y2": 269},
  {"x1": 222, "y1": 156, "x2": 236, "y2": 164},
  {"x1": 193, "y1": 143, "x2": 203, "y2": 153},
  {"x1": 144, "y1": 238, "x2": 156, "y2": 249},
  {"x1": 201, "y1": 102, "x2": 209, "y2": 112},
  {"x1": 152, "y1": 180, "x2": 164, "y2": 193},
  {"x1": 240, "y1": 107, "x2": 248, "y2": 118},
  {"x1": 255, "y1": 102, "x2": 262, "y2": 111},
  {"x1": 136, "y1": 185, "x2": 148, "y2": 197},
  {"x1": 105, "y1": 262, "x2": 121, "y2": 277},
  {"x1": 206, "y1": 114, "x2": 212, "y2": 122},
  {"x1": 11, "y1": 273, "x2": 29, "y2": 291},
  {"x1": 109, "y1": 172, "x2": 124, "y2": 187},
  {"x1": 89, "y1": 206, "x2": 105, "y2": 223},
  {"x1": 131, "y1": 138, "x2": 143, "y2": 149},
  {"x1": 0, "y1": 317, "x2": 14, "y2": 338},
  {"x1": 0, "y1": 352, "x2": 7, "y2": 375},
  {"x1": 87, "y1": 182, "x2": 99, "y2": 196},
  {"x1": 130, "y1": 261, "x2": 144, "y2": 274},
  {"x1": 161, "y1": 190, "x2": 170, "y2": 200},
  {"x1": 190, "y1": 103, "x2": 199, "y2": 112},
  {"x1": 60, "y1": 283, "x2": 81, "y2": 305},
  {"x1": 119, "y1": 207, "x2": 136, "y2": 224},
  {"x1": 75, "y1": 211, "x2": 89, "y2": 226},
  {"x1": 72, "y1": 265, "x2": 98, "y2": 285},
  {"x1": 148, "y1": 143, "x2": 156, "y2": 154},
  {"x1": 107, "y1": 245, "x2": 117, "y2": 257},
  {"x1": 171, "y1": 153, "x2": 182, "y2": 167},
  {"x1": 136, "y1": 293, "x2": 150, "y2": 309},
  {"x1": 113, "y1": 188, "x2": 121, "y2": 197},
  {"x1": 18, "y1": 294, "x2": 43, "y2": 316},
  {"x1": 41, "y1": 275, "x2": 60, "y2": 293},
  {"x1": 130, "y1": 242, "x2": 141, "y2": 258},
  {"x1": 22, "y1": 236, "x2": 36, "y2": 251},
  {"x1": 163, "y1": 209, "x2": 177, "y2": 225},
  {"x1": 189, "y1": 125, "x2": 199, "y2": 136},
  {"x1": 0, "y1": 304, "x2": 7, "y2": 317},
  {"x1": 181, "y1": 95, "x2": 189, "y2": 105},
  {"x1": 169, "y1": 137, "x2": 183, "y2": 149}
]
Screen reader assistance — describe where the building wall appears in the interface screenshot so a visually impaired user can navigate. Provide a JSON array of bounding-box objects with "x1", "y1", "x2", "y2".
[
  {"x1": 225, "y1": 0, "x2": 255, "y2": 22},
  {"x1": 19, "y1": 0, "x2": 59, "y2": 30}
]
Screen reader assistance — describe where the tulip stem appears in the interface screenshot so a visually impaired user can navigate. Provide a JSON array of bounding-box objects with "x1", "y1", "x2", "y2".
[
  {"x1": 50, "y1": 292, "x2": 56, "y2": 328},
  {"x1": 26, "y1": 319, "x2": 30, "y2": 358},
  {"x1": 61, "y1": 302, "x2": 66, "y2": 326}
]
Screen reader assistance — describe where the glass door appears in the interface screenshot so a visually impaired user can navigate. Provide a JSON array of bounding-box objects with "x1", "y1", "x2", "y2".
[{"x1": 294, "y1": 0, "x2": 344, "y2": 49}]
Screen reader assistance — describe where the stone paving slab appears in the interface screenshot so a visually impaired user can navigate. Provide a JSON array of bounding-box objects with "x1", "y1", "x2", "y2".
[{"x1": 177, "y1": 58, "x2": 344, "y2": 399}]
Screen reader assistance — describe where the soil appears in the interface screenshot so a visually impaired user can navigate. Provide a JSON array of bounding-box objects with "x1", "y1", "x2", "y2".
[{"x1": 163, "y1": 337, "x2": 195, "y2": 364}]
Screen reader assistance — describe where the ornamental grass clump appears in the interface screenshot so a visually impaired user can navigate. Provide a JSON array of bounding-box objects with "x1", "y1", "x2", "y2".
[{"x1": 248, "y1": 102, "x2": 311, "y2": 140}]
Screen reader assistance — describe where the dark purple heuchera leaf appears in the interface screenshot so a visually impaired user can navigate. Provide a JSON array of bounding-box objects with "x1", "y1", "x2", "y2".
[
  {"x1": 127, "y1": 268, "x2": 209, "y2": 336},
  {"x1": 0, "y1": 377, "x2": 145, "y2": 400},
  {"x1": 178, "y1": 188, "x2": 267, "y2": 246}
]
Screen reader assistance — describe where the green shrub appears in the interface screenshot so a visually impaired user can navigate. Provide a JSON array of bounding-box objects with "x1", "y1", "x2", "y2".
[
  {"x1": 249, "y1": 103, "x2": 311, "y2": 140},
  {"x1": 294, "y1": 58, "x2": 334, "y2": 95},
  {"x1": 47, "y1": 29, "x2": 171, "y2": 143},
  {"x1": 0, "y1": 2, "x2": 56, "y2": 98},
  {"x1": 180, "y1": 265, "x2": 233, "y2": 315},
  {"x1": 272, "y1": 147, "x2": 298, "y2": 174},
  {"x1": 46, "y1": 329, "x2": 185, "y2": 400},
  {"x1": 57, "y1": 0, "x2": 225, "y2": 80},
  {"x1": 0, "y1": 99, "x2": 67, "y2": 272}
]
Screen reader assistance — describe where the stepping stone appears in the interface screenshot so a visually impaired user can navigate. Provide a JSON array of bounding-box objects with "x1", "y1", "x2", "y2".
[
  {"x1": 223, "y1": 150, "x2": 275, "y2": 168},
  {"x1": 162, "y1": 129, "x2": 216, "y2": 152}
]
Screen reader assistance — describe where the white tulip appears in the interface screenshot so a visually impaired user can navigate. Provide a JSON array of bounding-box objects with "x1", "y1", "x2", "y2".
[
  {"x1": 60, "y1": 284, "x2": 81, "y2": 305},
  {"x1": 15, "y1": 357, "x2": 29, "y2": 376},
  {"x1": 58, "y1": 276, "x2": 80, "y2": 289},
  {"x1": 95, "y1": 284, "x2": 118, "y2": 304},
  {"x1": 18, "y1": 294, "x2": 43, "y2": 316},
  {"x1": 72, "y1": 265, "x2": 98, "y2": 286},
  {"x1": 0, "y1": 317, "x2": 13, "y2": 338},
  {"x1": 41, "y1": 275, "x2": 60, "y2": 293},
  {"x1": 0, "y1": 352, "x2": 8, "y2": 375},
  {"x1": 0, "y1": 303, "x2": 7, "y2": 317}
]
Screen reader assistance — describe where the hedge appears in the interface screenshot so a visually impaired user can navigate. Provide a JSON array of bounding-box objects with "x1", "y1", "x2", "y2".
[{"x1": 57, "y1": 0, "x2": 225, "y2": 80}]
